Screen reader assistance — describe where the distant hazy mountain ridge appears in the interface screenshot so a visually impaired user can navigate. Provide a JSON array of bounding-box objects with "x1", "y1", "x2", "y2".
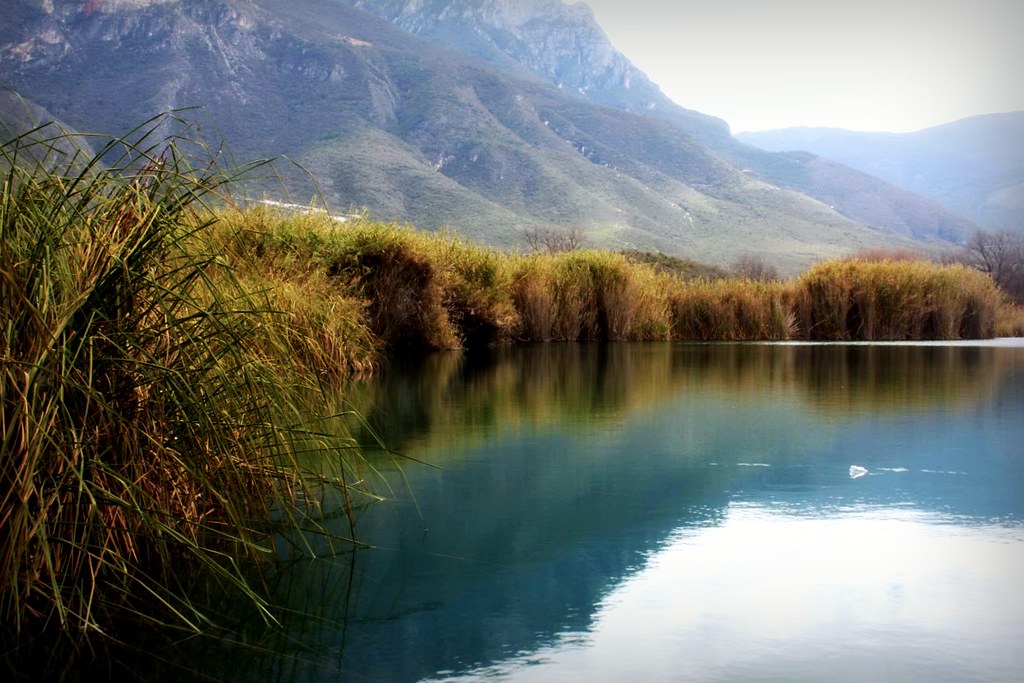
[{"x1": 737, "y1": 113, "x2": 1024, "y2": 234}]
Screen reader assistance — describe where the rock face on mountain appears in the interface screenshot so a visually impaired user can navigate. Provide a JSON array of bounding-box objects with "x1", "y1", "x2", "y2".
[
  {"x1": 344, "y1": 0, "x2": 730, "y2": 142},
  {"x1": 0, "y1": 0, "x2": 977, "y2": 270}
]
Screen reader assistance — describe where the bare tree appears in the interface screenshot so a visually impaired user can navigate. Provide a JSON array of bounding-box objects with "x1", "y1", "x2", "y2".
[
  {"x1": 524, "y1": 227, "x2": 589, "y2": 253},
  {"x1": 523, "y1": 225, "x2": 586, "y2": 253},
  {"x1": 960, "y1": 230, "x2": 1024, "y2": 301},
  {"x1": 523, "y1": 226, "x2": 544, "y2": 252},
  {"x1": 732, "y1": 253, "x2": 780, "y2": 281}
]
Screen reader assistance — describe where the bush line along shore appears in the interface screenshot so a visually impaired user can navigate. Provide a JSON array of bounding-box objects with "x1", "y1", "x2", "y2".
[{"x1": 221, "y1": 206, "x2": 1021, "y2": 379}]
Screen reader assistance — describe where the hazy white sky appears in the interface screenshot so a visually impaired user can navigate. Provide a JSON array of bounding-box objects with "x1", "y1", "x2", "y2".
[{"x1": 573, "y1": 0, "x2": 1024, "y2": 132}]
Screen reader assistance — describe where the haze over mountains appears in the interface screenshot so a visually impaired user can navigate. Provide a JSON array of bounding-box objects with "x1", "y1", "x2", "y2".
[
  {"x1": 738, "y1": 112, "x2": 1024, "y2": 235},
  {"x1": 0, "y1": 0, "x2": 995, "y2": 269}
]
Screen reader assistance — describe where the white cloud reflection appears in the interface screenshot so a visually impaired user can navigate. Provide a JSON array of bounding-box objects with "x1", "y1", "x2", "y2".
[{"x1": 439, "y1": 503, "x2": 1024, "y2": 682}]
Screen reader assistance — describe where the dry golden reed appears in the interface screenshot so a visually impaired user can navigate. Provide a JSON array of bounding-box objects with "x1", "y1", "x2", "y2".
[
  {"x1": 1, "y1": 122, "x2": 370, "y2": 674},
  {"x1": 220, "y1": 211, "x2": 1014, "y2": 353}
]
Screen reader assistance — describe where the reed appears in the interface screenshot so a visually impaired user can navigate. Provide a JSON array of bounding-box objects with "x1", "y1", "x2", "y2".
[
  {"x1": 220, "y1": 210, "x2": 460, "y2": 351},
  {"x1": 419, "y1": 231, "x2": 520, "y2": 346},
  {"x1": 666, "y1": 278, "x2": 795, "y2": 341},
  {"x1": 551, "y1": 252, "x2": 600, "y2": 340},
  {"x1": 510, "y1": 254, "x2": 558, "y2": 341},
  {"x1": 220, "y1": 210, "x2": 1015, "y2": 347},
  {"x1": 996, "y1": 303, "x2": 1024, "y2": 338},
  {"x1": 0, "y1": 122, "x2": 367, "y2": 673},
  {"x1": 793, "y1": 258, "x2": 1002, "y2": 340},
  {"x1": 510, "y1": 250, "x2": 669, "y2": 342},
  {"x1": 216, "y1": 208, "x2": 380, "y2": 378}
]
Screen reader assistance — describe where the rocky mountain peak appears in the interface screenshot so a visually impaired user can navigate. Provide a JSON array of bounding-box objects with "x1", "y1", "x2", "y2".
[
  {"x1": 344, "y1": 0, "x2": 729, "y2": 140},
  {"x1": 2, "y1": 0, "x2": 257, "y2": 68},
  {"x1": 349, "y1": 2, "x2": 649, "y2": 97},
  {"x1": 456, "y1": 0, "x2": 570, "y2": 28}
]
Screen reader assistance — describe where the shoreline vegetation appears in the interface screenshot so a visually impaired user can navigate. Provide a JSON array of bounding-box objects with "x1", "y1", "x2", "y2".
[
  {"x1": 218, "y1": 206, "x2": 1022, "y2": 370},
  {"x1": 0, "y1": 124, "x2": 379, "y2": 679},
  {"x1": 2, "y1": 123, "x2": 1022, "y2": 676}
]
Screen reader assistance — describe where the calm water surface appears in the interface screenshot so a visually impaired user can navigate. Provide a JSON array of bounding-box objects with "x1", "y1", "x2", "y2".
[{"x1": 217, "y1": 341, "x2": 1024, "y2": 682}]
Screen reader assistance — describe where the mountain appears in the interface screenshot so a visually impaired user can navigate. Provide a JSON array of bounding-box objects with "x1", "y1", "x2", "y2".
[
  {"x1": 0, "y1": 0, "x2": 977, "y2": 271},
  {"x1": 737, "y1": 113, "x2": 1024, "y2": 234},
  {"x1": 342, "y1": 0, "x2": 731, "y2": 144},
  {"x1": 342, "y1": 0, "x2": 978, "y2": 245}
]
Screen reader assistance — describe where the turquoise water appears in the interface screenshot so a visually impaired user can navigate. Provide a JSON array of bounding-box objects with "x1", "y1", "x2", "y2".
[{"x1": 217, "y1": 341, "x2": 1024, "y2": 682}]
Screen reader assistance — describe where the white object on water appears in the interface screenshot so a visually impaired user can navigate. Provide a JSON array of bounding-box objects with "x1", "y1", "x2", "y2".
[{"x1": 849, "y1": 465, "x2": 869, "y2": 479}]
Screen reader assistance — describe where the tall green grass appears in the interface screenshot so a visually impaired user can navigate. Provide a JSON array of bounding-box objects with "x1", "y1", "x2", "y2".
[
  {"x1": 216, "y1": 207, "x2": 380, "y2": 377},
  {"x1": 220, "y1": 210, "x2": 459, "y2": 351},
  {"x1": 996, "y1": 303, "x2": 1024, "y2": 337},
  {"x1": 220, "y1": 210, "x2": 525, "y2": 351},
  {"x1": 0, "y1": 122, "x2": 370, "y2": 676}
]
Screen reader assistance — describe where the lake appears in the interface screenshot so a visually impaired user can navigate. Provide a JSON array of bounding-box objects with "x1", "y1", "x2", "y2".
[{"x1": 208, "y1": 341, "x2": 1024, "y2": 682}]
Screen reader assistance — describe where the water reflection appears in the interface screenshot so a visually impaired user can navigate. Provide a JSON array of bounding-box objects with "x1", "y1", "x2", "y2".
[
  {"x1": 200, "y1": 341, "x2": 1024, "y2": 682},
  {"x1": 452, "y1": 505, "x2": 1024, "y2": 683},
  {"x1": 350, "y1": 342, "x2": 1020, "y2": 461}
]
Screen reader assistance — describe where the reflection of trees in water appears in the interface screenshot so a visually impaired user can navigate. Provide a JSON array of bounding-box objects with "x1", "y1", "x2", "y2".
[
  {"x1": 348, "y1": 344, "x2": 695, "y2": 460},
  {"x1": 349, "y1": 343, "x2": 1018, "y2": 461},
  {"x1": 674, "y1": 343, "x2": 1014, "y2": 415}
]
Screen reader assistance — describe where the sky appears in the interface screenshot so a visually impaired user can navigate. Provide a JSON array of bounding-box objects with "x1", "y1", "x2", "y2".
[{"x1": 572, "y1": 0, "x2": 1024, "y2": 133}]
